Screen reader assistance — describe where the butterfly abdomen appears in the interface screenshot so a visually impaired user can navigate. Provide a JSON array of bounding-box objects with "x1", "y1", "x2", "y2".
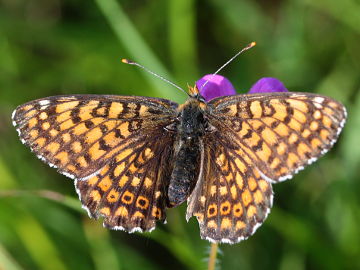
[
  {"x1": 168, "y1": 137, "x2": 201, "y2": 206},
  {"x1": 168, "y1": 99, "x2": 207, "y2": 206}
]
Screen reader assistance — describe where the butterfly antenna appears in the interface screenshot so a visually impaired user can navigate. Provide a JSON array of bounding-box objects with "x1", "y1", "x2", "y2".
[
  {"x1": 200, "y1": 41, "x2": 256, "y2": 90},
  {"x1": 121, "y1": 59, "x2": 190, "y2": 97}
]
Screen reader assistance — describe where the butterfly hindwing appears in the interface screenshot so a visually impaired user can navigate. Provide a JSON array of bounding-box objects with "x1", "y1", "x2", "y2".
[
  {"x1": 186, "y1": 135, "x2": 273, "y2": 243},
  {"x1": 209, "y1": 92, "x2": 346, "y2": 182},
  {"x1": 76, "y1": 136, "x2": 175, "y2": 232}
]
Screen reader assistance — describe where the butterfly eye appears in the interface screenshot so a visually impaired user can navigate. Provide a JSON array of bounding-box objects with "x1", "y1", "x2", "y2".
[{"x1": 196, "y1": 94, "x2": 206, "y2": 103}]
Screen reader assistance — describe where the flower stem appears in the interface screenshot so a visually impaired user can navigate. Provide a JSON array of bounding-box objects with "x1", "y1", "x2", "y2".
[{"x1": 208, "y1": 243, "x2": 218, "y2": 270}]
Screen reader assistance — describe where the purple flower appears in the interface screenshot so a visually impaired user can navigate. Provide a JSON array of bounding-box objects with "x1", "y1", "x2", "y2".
[
  {"x1": 248, "y1": 77, "x2": 288, "y2": 94},
  {"x1": 196, "y1": 75, "x2": 288, "y2": 101},
  {"x1": 196, "y1": 74, "x2": 236, "y2": 101}
]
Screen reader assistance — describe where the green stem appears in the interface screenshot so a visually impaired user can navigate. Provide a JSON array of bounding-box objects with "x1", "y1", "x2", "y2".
[{"x1": 208, "y1": 243, "x2": 218, "y2": 270}]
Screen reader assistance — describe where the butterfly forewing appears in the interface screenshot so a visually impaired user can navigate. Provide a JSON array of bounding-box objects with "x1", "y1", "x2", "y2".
[
  {"x1": 12, "y1": 95, "x2": 177, "y2": 179},
  {"x1": 209, "y1": 92, "x2": 347, "y2": 182},
  {"x1": 12, "y1": 95, "x2": 178, "y2": 232}
]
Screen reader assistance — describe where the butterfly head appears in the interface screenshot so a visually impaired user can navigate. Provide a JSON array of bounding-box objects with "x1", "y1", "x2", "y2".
[{"x1": 188, "y1": 85, "x2": 207, "y2": 104}]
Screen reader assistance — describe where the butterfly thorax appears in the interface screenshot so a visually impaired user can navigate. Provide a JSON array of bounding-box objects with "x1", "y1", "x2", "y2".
[
  {"x1": 178, "y1": 97, "x2": 207, "y2": 137},
  {"x1": 168, "y1": 97, "x2": 208, "y2": 207}
]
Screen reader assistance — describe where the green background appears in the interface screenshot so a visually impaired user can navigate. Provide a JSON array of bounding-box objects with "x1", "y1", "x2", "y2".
[{"x1": 1, "y1": 0, "x2": 359, "y2": 269}]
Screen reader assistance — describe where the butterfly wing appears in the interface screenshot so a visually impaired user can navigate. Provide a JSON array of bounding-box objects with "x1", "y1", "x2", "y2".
[
  {"x1": 75, "y1": 135, "x2": 174, "y2": 232},
  {"x1": 186, "y1": 135, "x2": 273, "y2": 243},
  {"x1": 209, "y1": 92, "x2": 347, "y2": 182},
  {"x1": 187, "y1": 92, "x2": 346, "y2": 243},
  {"x1": 13, "y1": 95, "x2": 178, "y2": 231}
]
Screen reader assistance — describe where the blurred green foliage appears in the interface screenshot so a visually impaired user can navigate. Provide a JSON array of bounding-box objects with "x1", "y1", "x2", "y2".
[{"x1": 0, "y1": 0, "x2": 359, "y2": 269}]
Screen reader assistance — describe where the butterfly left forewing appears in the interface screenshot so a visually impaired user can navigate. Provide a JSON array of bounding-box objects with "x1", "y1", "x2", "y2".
[
  {"x1": 209, "y1": 92, "x2": 346, "y2": 182},
  {"x1": 12, "y1": 95, "x2": 177, "y2": 179}
]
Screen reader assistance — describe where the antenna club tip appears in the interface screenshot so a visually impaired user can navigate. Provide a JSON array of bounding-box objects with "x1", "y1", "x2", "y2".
[
  {"x1": 121, "y1": 58, "x2": 130, "y2": 64},
  {"x1": 250, "y1": 41, "x2": 256, "y2": 47}
]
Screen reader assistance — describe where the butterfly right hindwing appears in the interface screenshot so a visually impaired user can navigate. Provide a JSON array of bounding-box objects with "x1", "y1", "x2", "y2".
[{"x1": 186, "y1": 133, "x2": 273, "y2": 244}]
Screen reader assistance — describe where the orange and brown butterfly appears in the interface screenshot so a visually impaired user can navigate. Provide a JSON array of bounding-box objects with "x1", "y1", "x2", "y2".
[{"x1": 12, "y1": 66, "x2": 346, "y2": 244}]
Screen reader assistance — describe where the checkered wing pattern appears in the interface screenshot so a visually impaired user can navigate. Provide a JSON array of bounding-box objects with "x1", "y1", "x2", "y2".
[
  {"x1": 210, "y1": 92, "x2": 347, "y2": 182},
  {"x1": 186, "y1": 138, "x2": 273, "y2": 243},
  {"x1": 12, "y1": 95, "x2": 178, "y2": 232},
  {"x1": 187, "y1": 92, "x2": 346, "y2": 243}
]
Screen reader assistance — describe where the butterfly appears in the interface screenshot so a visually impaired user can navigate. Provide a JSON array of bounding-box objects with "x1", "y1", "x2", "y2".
[{"x1": 12, "y1": 85, "x2": 346, "y2": 244}]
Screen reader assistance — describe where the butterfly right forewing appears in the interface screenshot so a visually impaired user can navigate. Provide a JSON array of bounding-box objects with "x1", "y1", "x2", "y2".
[{"x1": 209, "y1": 92, "x2": 347, "y2": 182}]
